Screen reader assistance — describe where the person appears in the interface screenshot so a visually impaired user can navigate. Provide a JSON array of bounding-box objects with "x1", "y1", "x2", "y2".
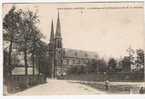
[
  {"x1": 139, "y1": 87, "x2": 144, "y2": 94},
  {"x1": 59, "y1": 73, "x2": 63, "y2": 79},
  {"x1": 104, "y1": 80, "x2": 109, "y2": 91}
]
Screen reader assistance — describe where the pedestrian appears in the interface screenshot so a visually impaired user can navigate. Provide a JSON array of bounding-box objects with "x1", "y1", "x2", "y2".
[
  {"x1": 104, "y1": 80, "x2": 109, "y2": 91},
  {"x1": 139, "y1": 87, "x2": 144, "y2": 94},
  {"x1": 60, "y1": 73, "x2": 63, "y2": 79}
]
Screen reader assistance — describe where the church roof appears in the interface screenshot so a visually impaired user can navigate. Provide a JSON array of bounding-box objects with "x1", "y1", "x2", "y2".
[{"x1": 63, "y1": 48, "x2": 98, "y2": 59}]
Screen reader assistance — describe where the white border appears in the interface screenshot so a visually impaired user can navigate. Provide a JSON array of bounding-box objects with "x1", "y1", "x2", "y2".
[
  {"x1": 0, "y1": 0, "x2": 3, "y2": 96},
  {"x1": 0, "y1": 0, "x2": 145, "y2": 99},
  {"x1": 2, "y1": 0, "x2": 144, "y2": 3}
]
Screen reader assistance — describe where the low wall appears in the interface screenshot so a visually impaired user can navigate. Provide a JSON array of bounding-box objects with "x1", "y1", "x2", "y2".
[
  {"x1": 63, "y1": 72, "x2": 144, "y2": 82},
  {"x1": 106, "y1": 72, "x2": 144, "y2": 82}
]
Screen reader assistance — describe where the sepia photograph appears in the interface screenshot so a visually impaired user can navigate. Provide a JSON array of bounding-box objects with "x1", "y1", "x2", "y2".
[{"x1": 2, "y1": 1, "x2": 145, "y2": 96}]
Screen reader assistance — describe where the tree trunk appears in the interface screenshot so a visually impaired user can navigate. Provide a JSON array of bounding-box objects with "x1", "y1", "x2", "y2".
[
  {"x1": 32, "y1": 52, "x2": 35, "y2": 76},
  {"x1": 8, "y1": 40, "x2": 13, "y2": 76},
  {"x1": 38, "y1": 57, "x2": 40, "y2": 76},
  {"x1": 24, "y1": 47, "x2": 28, "y2": 76}
]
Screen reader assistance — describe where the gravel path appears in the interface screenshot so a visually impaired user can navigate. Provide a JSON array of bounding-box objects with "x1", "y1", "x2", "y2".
[{"x1": 13, "y1": 79, "x2": 106, "y2": 95}]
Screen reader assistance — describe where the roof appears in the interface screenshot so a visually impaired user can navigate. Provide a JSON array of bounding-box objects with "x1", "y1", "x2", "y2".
[
  {"x1": 63, "y1": 48, "x2": 98, "y2": 59},
  {"x1": 12, "y1": 67, "x2": 39, "y2": 75}
]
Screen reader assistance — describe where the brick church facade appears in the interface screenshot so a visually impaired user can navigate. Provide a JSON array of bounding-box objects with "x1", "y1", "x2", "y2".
[{"x1": 48, "y1": 12, "x2": 98, "y2": 78}]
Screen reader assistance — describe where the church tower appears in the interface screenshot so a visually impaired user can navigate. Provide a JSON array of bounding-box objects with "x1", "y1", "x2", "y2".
[
  {"x1": 54, "y1": 11, "x2": 63, "y2": 77},
  {"x1": 55, "y1": 11, "x2": 62, "y2": 49},
  {"x1": 48, "y1": 12, "x2": 63, "y2": 78},
  {"x1": 48, "y1": 20, "x2": 55, "y2": 78}
]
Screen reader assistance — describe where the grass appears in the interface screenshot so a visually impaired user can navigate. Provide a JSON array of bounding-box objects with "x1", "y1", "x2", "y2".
[
  {"x1": 64, "y1": 73, "x2": 145, "y2": 94},
  {"x1": 78, "y1": 81, "x2": 144, "y2": 94}
]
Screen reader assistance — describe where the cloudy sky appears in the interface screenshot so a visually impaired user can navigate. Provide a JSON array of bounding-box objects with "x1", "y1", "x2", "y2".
[{"x1": 3, "y1": 2, "x2": 144, "y2": 58}]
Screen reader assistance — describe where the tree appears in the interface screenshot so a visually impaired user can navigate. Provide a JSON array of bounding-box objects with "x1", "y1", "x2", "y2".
[
  {"x1": 85, "y1": 58, "x2": 107, "y2": 73},
  {"x1": 126, "y1": 47, "x2": 135, "y2": 67},
  {"x1": 86, "y1": 59, "x2": 97, "y2": 73},
  {"x1": 3, "y1": 6, "x2": 22, "y2": 75},
  {"x1": 34, "y1": 40, "x2": 49, "y2": 76},
  {"x1": 16, "y1": 10, "x2": 40, "y2": 76},
  {"x1": 108, "y1": 58, "x2": 117, "y2": 72},
  {"x1": 3, "y1": 49, "x2": 10, "y2": 78},
  {"x1": 135, "y1": 49, "x2": 144, "y2": 72},
  {"x1": 136, "y1": 49, "x2": 144, "y2": 65},
  {"x1": 121, "y1": 56, "x2": 131, "y2": 72},
  {"x1": 4, "y1": 6, "x2": 48, "y2": 77},
  {"x1": 28, "y1": 27, "x2": 43, "y2": 76},
  {"x1": 96, "y1": 58, "x2": 107, "y2": 72}
]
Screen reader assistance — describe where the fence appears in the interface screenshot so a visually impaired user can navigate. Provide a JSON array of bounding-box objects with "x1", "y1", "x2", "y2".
[{"x1": 6, "y1": 74, "x2": 46, "y2": 93}]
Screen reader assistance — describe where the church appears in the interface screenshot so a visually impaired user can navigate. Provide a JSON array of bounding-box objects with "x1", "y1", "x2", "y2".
[{"x1": 48, "y1": 12, "x2": 98, "y2": 78}]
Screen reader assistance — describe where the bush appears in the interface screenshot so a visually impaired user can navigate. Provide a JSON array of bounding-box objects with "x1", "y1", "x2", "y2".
[
  {"x1": 19, "y1": 83, "x2": 27, "y2": 91},
  {"x1": 67, "y1": 66, "x2": 85, "y2": 74}
]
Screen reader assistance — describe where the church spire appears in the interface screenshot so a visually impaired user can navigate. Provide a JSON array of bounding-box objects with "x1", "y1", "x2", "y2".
[
  {"x1": 55, "y1": 11, "x2": 61, "y2": 38},
  {"x1": 50, "y1": 20, "x2": 54, "y2": 43},
  {"x1": 48, "y1": 20, "x2": 55, "y2": 78},
  {"x1": 55, "y1": 11, "x2": 62, "y2": 49}
]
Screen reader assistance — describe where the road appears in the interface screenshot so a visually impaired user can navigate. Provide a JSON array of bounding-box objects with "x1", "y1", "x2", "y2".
[{"x1": 13, "y1": 79, "x2": 106, "y2": 95}]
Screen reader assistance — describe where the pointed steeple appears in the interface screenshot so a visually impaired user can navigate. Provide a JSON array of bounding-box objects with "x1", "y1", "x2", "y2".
[
  {"x1": 48, "y1": 20, "x2": 55, "y2": 78},
  {"x1": 55, "y1": 11, "x2": 61, "y2": 38},
  {"x1": 50, "y1": 20, "x2": 54, "y2": 43},
  {"x1": 55, "y1": 11, "x2": 63, "y2": 49}
]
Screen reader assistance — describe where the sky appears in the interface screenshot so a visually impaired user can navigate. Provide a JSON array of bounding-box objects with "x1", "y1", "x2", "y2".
[{"x1": 3, "y1": 2, "x2": 145, "y2": 59}]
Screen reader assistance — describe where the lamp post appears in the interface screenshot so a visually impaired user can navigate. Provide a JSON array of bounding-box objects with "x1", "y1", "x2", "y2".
[{"x1": 142, "y1": 49, "x2": 145, "y2": 82}]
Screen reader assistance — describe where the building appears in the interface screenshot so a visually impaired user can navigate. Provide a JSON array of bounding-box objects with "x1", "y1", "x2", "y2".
[{"x1": 48, "y1": 12, "x2": 98, "y2": 78}]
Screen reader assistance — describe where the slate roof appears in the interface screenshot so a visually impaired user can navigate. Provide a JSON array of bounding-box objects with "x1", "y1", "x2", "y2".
[{"x1": 63, "y1": 48, "x2": 98, "y2": 59}]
